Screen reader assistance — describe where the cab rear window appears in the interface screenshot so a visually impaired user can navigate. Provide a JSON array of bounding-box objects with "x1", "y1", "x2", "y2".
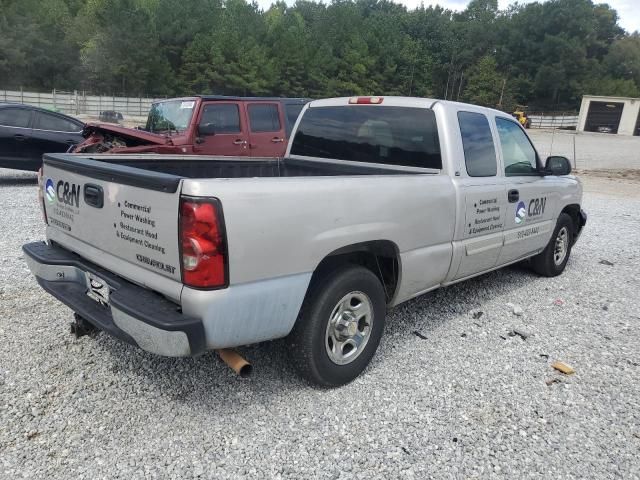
[{"x1": 290, "y1": 105, "x2": 441, "y2": 169}]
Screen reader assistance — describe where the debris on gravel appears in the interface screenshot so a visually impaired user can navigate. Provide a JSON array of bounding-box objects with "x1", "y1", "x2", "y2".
[
  {"x1": 412, "y1": 330, "x2": 427, "y2": 340},
  {"x1": 509, "y1": 327, "x2": 531, "y2": 340},
  {"x1": 507, "y1": 303, "x2": 524, "y2": 316},
  {"x1": 552, "y1": 361, "x2": 576, "y2": 375},
  {"x1": 1, "y1": 168, "x2": 639, "y2": 479}
]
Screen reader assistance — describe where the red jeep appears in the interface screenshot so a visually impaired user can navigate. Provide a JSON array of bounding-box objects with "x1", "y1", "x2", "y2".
[{"x1": 73, "y1": 96, "x2": 309, "y2": 157}]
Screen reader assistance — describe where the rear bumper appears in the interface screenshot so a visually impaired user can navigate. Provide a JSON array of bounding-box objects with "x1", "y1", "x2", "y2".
[{"x1": 22, "y1": 241, "x2": 205, "y2": 357}]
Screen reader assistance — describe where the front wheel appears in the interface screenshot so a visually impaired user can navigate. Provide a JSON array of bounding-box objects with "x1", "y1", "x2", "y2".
[
  {"x1": 530, "y1": 213, "x2": 574, "y2": 277},
  {"x1": 287, "y1": 265, "x2": 386, "y2": 387}
]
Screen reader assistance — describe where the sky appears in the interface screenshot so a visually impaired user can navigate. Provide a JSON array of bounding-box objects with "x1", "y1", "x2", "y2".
[
  {"x1": 256, "y1": 0, "x2": 639, "y2": 33},
  {"x1": 416, "y1": 0, "x2": 639, "y2": 33}
]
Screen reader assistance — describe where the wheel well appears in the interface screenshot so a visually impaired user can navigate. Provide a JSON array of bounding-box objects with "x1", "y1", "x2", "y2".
[
  {"x1": 561, "y1": 204, "x2": 582, "y2": 239},
  {"x1": 310, "y1": 241, "x2": 401, "y2": 304}
]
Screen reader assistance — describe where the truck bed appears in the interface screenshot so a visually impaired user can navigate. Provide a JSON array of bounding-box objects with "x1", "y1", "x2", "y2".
[{"x1": 40, "y1": 151, "x2": 451, "y2": 303}]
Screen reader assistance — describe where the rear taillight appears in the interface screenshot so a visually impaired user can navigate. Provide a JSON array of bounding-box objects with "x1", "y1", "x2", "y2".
[
  {"x1": 179, "y1": 197, "x2": 227, "y2": 289},
  {"x1": 37, "y1": 167, "x2": 47, "y2": 224}
]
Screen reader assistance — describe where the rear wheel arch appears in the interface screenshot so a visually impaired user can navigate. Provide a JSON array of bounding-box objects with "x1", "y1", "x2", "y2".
[{"x1": 307, "y1": 240, "x2": 401, "y2": 306}]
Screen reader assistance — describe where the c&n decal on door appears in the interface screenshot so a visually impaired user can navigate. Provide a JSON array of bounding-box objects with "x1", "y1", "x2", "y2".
[
  {"x1": 515, "y1": 197, "x2": 547, "y2": 224},
  {"x1": 467, "y1": 196, "x2": 503, "y2": 236}
]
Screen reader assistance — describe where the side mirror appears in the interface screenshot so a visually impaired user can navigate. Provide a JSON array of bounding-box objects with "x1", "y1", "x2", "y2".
[
  {"x1": 197, "y1": 123, "x2": 216, "y2": 137},
  {"x1": 545, "y1": 156, "x2": 572, "y2": 176}
]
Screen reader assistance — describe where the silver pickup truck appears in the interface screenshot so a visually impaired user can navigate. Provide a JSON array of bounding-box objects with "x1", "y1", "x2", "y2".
[{"x1": 24, "y1": 96, "x2": 586, "y2": 386}]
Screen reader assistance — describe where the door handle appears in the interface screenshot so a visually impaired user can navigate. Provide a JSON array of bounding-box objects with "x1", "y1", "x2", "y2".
[
  {"x1": 271, "y1": 137, "x2": 285, "y2": 143},
  {"x1": 14, "y1": 134, "x2": 26, "y2": 141},
  {"x1": 84, "y1": 184, "x2": 104, "y2": 208},
  {"x1": 233, "y1": 139, "x2": 246, "y2": 145},
  {"x1": 508, "y1": 189, "x2": 520, "y2": 203}
]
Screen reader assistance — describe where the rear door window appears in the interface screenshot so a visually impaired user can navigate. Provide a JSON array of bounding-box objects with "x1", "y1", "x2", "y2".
[
  {"x1": 457, "y1": 111, "x2": 497, "y2": 177},
  {"x1": 34, "y1": 112, "x2": 81, "y2": 132},
  {"x1": 290, "y1": 105, "x2": 441, "y2": 169},
  {"x1": 248, "y1": 104, "x2": 281, "y2": 132},
  {"x1": 0, "y1": 108, "x2": 32, "y2": 128},
  {"x1": 200, "y1": 104, "x2": 241, "y2": 133}
]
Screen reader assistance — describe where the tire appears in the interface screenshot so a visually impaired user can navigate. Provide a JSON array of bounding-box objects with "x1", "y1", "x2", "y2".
[
  {"x1": 530, "y1": 213, "x2": 574, "y2": 277},
  {"x1": 287, "y1": 265, "x2": 387, "y2": 387}
]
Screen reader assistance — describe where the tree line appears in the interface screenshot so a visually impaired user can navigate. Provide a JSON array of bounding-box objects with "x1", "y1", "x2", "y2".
[{"x1": 1, "y1": 0, "x2": 639, "y2": 110}]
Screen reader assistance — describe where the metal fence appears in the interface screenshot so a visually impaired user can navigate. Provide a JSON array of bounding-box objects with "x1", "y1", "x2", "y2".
[
  {"x1": 0, "y1": 89, "x2": 163, "y2": 117},
  {"x1": 528, "y1": 113, "x2": 579, "y2": 129}
]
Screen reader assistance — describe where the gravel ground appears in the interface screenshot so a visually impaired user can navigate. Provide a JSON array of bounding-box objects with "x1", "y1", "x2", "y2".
[{"x1": 1, "y1": 168, "x2": 639, "y2": 479}]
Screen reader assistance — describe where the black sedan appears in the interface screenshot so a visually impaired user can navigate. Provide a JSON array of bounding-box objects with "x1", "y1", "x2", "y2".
[{"x1": 0, "y1": 103, "x2": 84, "y2": 171}]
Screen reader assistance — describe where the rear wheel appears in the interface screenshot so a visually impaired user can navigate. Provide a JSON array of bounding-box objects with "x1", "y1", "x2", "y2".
[
  {"x1": 530, "y1": 213, "x2": 574, "y2": 277},
  {"x1": 288, "y1": 265, "x2": 386, "y2": 387}
]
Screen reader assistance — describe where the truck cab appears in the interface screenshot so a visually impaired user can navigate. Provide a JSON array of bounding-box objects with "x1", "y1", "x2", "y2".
[{"x1": 73, "y1": 96, "x2": 309, "y2": 157}]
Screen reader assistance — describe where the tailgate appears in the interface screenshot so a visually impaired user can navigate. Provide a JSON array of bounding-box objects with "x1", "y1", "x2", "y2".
[{"x1": 42, "y1": 154, "x2": 183, "y2": 285}]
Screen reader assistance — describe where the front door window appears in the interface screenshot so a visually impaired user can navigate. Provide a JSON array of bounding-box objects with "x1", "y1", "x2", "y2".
[{"x1": 495, "y1": 118, "x2": 539, "y2": 176}]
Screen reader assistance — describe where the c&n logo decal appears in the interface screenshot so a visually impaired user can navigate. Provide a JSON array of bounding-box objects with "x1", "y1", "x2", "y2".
[
  {"x1": 45, "y1": 179, "x2": 56, "y2": 204},
  {"x1": 515, "y1": 201, "x2": 526, "y2": 224},
  {"x1": 515, "y1": 197, "x2": 547, "y2": 224},
  {"x1": 44, "y1": 178, "x2": 81, "y2": 208},
  {"x1": 528, "y1": 197, "x2": 546, "y2": 217}
]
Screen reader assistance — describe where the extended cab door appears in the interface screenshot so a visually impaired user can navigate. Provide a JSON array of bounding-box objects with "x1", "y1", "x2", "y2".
[
  {"x1": 494, "y1": 117, "x2": 558, "y2": 265},
  {"x1": 451, "y1": 110, "x2": 508, "y2": 280},
  {"x1": 245, "y1": 102, "x2": 287, "y2": 157},
  {"x1": 193, "y1": 101, "x2": 249, "y2": 156}
]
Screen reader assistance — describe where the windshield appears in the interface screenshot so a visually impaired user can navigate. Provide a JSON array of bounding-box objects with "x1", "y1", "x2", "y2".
[{"x1": 146, "y1": 99, "x2": 195, "y2": 134}]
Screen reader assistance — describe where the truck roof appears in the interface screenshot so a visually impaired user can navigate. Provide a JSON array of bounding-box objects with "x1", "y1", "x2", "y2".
[
  {"x1": 307, "y1": 96, "x2": 510, "y2": 117},
  {"x1": 308, "y1": 96, "x2": 436, "y2": 109}
]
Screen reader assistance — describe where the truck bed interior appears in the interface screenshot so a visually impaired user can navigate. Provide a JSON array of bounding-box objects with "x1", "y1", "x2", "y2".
[
  {"x1": 43, "y1": 154, "x2": 433, "y2": 193},
  {"x1": 52, "y1": 155, "x2": 415, "y2": 178}
]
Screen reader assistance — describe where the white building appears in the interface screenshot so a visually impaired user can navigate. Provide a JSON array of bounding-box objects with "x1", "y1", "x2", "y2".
[{"x1": 577, "y1": 95, "x2": 640, "y2": 136}]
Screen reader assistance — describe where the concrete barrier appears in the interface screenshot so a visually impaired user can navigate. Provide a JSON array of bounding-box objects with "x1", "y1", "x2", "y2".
[{"x1": 529, "y1": 129, "x2": 640, "y2": 170}]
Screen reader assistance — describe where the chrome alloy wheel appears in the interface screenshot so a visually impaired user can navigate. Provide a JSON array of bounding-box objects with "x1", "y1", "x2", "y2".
[
  {"x1": 325, "y1": 291, "x2": 374, "y2": 365},
  {"x1": 554, "y1": 226, "x2": 569, "y2": 266}
]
